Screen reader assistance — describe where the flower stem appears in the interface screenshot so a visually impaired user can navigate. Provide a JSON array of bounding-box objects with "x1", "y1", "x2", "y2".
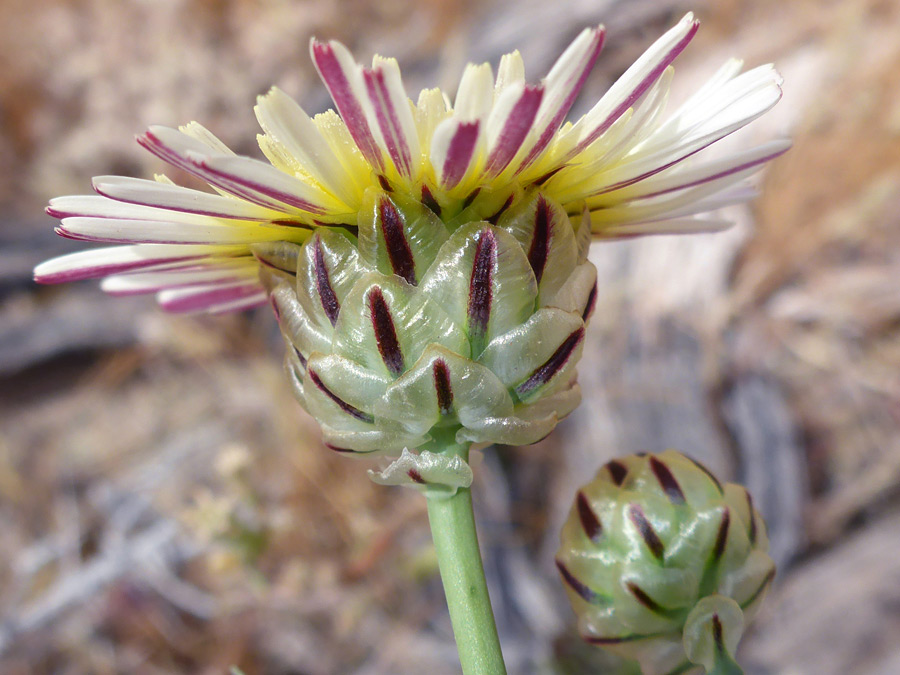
[{"x1": 425, "y1": 452, "x2": 506, "y2": 675}]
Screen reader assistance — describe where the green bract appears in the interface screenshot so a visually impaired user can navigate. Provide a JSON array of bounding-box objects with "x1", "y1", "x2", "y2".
[
  {"x1": 255, "y1": 187, "x2": 597, "y2": 456},
  {"x1": 556, "y1": 451, "x2": 775, "y2": 675}
]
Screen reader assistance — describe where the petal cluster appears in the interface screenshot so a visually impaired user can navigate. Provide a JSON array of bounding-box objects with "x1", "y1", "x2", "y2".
[{"x1": 35, "y1": 13, "x2": 786, "y2": 312}]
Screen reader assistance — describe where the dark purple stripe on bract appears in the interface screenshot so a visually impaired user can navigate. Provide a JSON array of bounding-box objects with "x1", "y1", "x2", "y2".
[
  {"x1": 556, "y1": 560, "x2": 605, "y2": 605},
  {"x1": 462, "y1": 188, "x2": 481, "y2": 210},
  {"x1": 685, "y1": 454, "x2": 724, "y2": 494},
  {"x1": 585, "y1": 633, "x2": 652, "y2": 645},
  {"x1": 313, "y1": 235, "x2": 340, "y2": 326},
  {"x1": 484, "y1": 84, "x2": 544, "y2": 176},
  {"x1": 576, "y1": 491, "x2": 603, "y2": 543},
  {"x1": 421, "y1": 185, "x2": 441, "y2": 216},
  {"x1": 378, "y1": 197, "x2": 416, "y2": 285},
  {"x1": 486, "y1": 194, "x2": 514, "y2": 224},
  {"x1": 368, "y1": 287, "x2": 404, "y2": 376},
  {"x1": 582, "y1": 280, "x2": 598, "y2": 321},
  {"x1": 746, "y1": 490, "x2": 758, "y2": 545},
  {"x1": 432, "y1": 359, "x2": 454, "y2": 414},
  {"x1": 528, "y1": 195, "x2": 552, "y2": 284},
  {"x1": 628, "y1": 503, "x2": 665, "y2": 561},
  {"x1": 407, "y1": 468, "x2": 426, "y2": 484},
  {"x1": 712, "y1": 614, "x2": 725, "y2": 652},
  {"x1": 713, "y1": 507, "x2": 730, "y2": 561},
  {"x1": 292, "y1": 345, "x2": 308, "y2": 370},
  {"x1": 467, "y1": 228, "x2": 496, "y2": 352},
  {"x1": 311, "y1": 41, "x2": 384, "y2": 171},
  {"x1": 515, "y1": 327, "x2": 584, "y2": 397},
  {"x1": 740, "y1": 567, "x2": 775, "y2": 610},
  {"x1": 441, "y1": 121, "x2": 479, "y2": 188},
  {"x1": 650, "y1": 456, "x2": 686, "y2": 505},
  {"x1": 605, "y1": 459, "x2": 628, "y2": 485},
  {"x1": 309, "y1": 368, "x2": 374, "y2": 423},
  {"x1": 572, "y1": 20, "x2": 698, "y2": 157},
  {"x1": 626, "y1": 582, "x2": 677, "y2": 618}
]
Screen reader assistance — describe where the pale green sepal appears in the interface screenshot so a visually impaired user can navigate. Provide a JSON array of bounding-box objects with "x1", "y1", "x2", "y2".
[
  {"x1": 283, "y1": 341, "x2": 308, "y2": 411},
  {"x1": 257, "y1": 264, "x2": 294, "y2": 292},
  {"x1": 357, "y1": 187, "x2": 449, "y2": 283},
  {"x1": 455, "y1": 410, "x2": 558, "y2": 446},
  {"x1": 420, "y1": 222, "x2": 537, "y2": 356},
  {"x1": 478, "y1": 307, "x2": 584, "y2": 400},
  {"x1": 683, "y1": 596, "x2": 744, "y2": 675},
  {"x1": 368, "y1": 447, "x2": 473, "y2": 497},
  {"x1": 303, "y1": 353, "x2": 390, "y2": 431},
  {"x1": 374, "y1": 344, "x2": 514, "y2": 436},
  {"x1": 572, "y1": 203, "x2": 593, "y2": 265},
  {"x1": 443, "y1": 184, "x2": 521, "y2": 229},
  {"x1": 622, "y1": 636, "x2": 694, "y2": 675},
  {"x1": 515, "y1": 380, "x2": 582, "y2": 422},
  {"x1": 718, "y1": 550, "x2": 775, "y2": 614},
  {"x1": 271, "y1": 282, "x2": 332, "y2": 357},
  {"x1": 296, "y1": 228, "x2": 365, "y2": 329},
  {"x1": 333, "y1": 273, "x2": 467, "y2": 377},
  {"x1": 541, "y1": 262, "x2": 597, "y2": 316},
  {"x1": 614, "y1": 565, "x2": 699, "y2": 635},
  {"x1": 466, "y1": 383, "x2": 581, "y2": 448},
  {"x1": 495, "y1": 191, "x2": 578, "y2": 302},
  {"x1": 319, "y1": 424, "x2": 427, "y2": 455},
  {"x1": 251, "y1": 241, "x2": 303, "y2": 275}
]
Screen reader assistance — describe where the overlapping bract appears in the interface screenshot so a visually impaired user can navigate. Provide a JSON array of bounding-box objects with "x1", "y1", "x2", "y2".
[
  {"x1": 260, "y1": 189, "x2": 595, "y2": 454},
  {"x1": 35, "y1": 13, "x2": 787, "y2": 314},
  {"x1": 556, "y1": 451, "x2": 774, "y2": 674}
]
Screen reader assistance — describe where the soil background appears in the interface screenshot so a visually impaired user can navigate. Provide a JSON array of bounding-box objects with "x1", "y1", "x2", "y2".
[{"x1": 1, "y1": 0, "x2": 899, "y2": 673}]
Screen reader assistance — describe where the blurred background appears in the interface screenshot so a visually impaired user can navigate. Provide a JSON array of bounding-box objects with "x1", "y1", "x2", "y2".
[{"x1": 1, "y1": 0, "x2": 899, "y2": 673}]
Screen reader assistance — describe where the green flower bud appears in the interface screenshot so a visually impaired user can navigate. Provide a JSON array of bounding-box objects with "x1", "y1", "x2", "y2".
[
  {"x1": 254, "y1": 187, "x2": 596, "y2": 456},
  {"x1": 556, "y1": 451, "x2": 775, "y2": 675}
]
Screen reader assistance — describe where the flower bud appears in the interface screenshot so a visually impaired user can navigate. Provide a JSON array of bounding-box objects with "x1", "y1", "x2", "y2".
[
  {"x1": 257, "y1": 188, "x2": 596, "y2": 455},
  {"x1": 556, "y1": 451, "x2": 774, "y2": 675}
]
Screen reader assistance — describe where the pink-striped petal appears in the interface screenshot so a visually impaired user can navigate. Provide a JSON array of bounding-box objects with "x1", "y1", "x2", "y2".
[
  {"x1": 101, "y1": 265, "x2": 256, "y2": 296},
  {"x1": 622, "y1": 140, "x2": 790, "y2": 202},
  {"x1": 33, "y1": 244, "x2": 244, "y2": 284},
  {"x1": 187, "y1": 152, "x2": 334, "y2": 215},
  {"x1": 92, "y1": 176, "x2": 281, "y2": 221},
  {"x1": 484, "y1": 83, "x2": 544, "y2": 177},
  {"x1": 310, "y1": 39, "x2": 385, "y2": 171},
  {"x1": 57, "y1": 217, "x2": 292, "y2": 245},
  {"x1": 515, "y1": 24, "x2": 606, "y2": 172},
  {"x1": 139, "y1": 126, "x2": 334, "y2": 216},
  {"x1": 566, "y1": 13, "x2": 699, "y2": 159},
  {"x1": 47, "y1": 195, "x2": 219, "y2": 223},
  {"x1": 362, "y1": 57, "x2": 419, "y2": 178},
  {"x1": 158, "y1": 281, "x2": 266, "y2": 314},
  {"x1": 431, "y1": 119, "x2": 481, "y2": 189}
]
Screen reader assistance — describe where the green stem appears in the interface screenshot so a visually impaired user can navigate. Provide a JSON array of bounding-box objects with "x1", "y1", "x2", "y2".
[{"x1": 425, "y1": 449, "x2": 506, "y2": 675}]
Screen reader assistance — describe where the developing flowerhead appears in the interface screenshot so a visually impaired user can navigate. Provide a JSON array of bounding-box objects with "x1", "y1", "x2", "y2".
[
  {"x1": 556, "y1": 451, "x2": 775, "y2": 675},
  {"x1": 34, "y1": 14, "x2": 786, "y2": 455}
]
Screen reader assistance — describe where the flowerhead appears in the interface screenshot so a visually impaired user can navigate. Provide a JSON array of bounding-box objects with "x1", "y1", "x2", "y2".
[
  {"x1": 34, "y1": 14, "x2": 786, "y2": 457},
  {"x1": 556, "y1": 451, "x2": 774, "y2": 674}
]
